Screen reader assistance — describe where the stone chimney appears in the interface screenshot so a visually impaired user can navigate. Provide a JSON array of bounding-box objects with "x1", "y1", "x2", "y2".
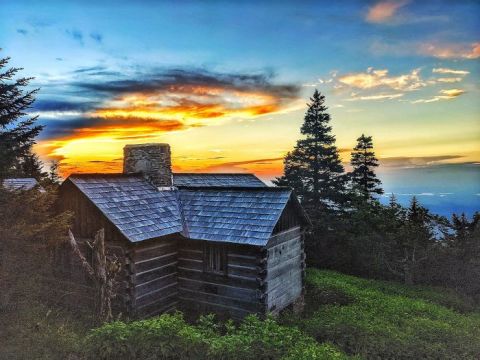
[{"x1": 123, "y1": 143, "x2": 172, "y2": 188}]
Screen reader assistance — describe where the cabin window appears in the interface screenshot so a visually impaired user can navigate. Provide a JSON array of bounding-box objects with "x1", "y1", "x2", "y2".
[{"x1": 204, "y1": 243, "x2": 227, "y2": 275}]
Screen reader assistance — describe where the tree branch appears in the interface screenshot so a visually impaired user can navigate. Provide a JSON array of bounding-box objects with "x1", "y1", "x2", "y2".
[{"x1": 67, "y1": 229, "x2": 94, "y2": 279}]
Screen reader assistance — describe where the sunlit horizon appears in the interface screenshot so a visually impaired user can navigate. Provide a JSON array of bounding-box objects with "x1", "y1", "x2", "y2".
[{"x1": 1, "y1": 0, "x2": 479, "y2": 214}]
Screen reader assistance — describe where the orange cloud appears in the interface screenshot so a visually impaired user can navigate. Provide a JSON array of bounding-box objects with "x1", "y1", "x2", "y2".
[
  {"x1": 198, "y1": 157, "x2": 285, "y2": 178},
  {"x1": 366, "y1": 0, "x2": 409, "y2": 23},
  {"x1": 419, "y1": 42, "x2": 480, "y2": 59},
  {"x1": 38, "y1": 72, "x2": 300, "y2": 177},
  {"x1": 92, "y1": 87, "x2": 283, "y2": 124}
]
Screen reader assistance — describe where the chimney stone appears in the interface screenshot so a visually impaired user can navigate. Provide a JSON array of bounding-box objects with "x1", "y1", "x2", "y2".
[{"x1": 123, "y1": 143, "x2": 172, "y2": 187}]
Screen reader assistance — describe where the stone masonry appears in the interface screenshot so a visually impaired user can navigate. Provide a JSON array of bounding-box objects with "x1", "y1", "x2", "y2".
[{"x1": 123, "y1": 143, "x2": 173, "y2": 187}]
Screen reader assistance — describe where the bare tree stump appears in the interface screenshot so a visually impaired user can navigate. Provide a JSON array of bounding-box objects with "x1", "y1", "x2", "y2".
[{"x1": 67, "y1": 228, "x2": 120, "y2": 323}]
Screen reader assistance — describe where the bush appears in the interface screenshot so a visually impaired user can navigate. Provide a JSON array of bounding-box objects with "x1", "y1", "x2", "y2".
[
  {"x1": 84, "y1": 312, "x2": 351, "y2": 360},
  {"x1": 283, "y1": 269, "x2": 480, "y2": 360}
]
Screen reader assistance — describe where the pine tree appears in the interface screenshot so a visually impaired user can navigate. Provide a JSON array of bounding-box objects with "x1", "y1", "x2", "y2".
[
  {"x1": 274, "y1": 89, "x2": 345, "y2": 209},
  {"x1": 274, "y1": 90, "x2": 346, "y2": 267},
  {"x1": 450, "y1": 212, "x2": 480, "y2": 260},
  {"x1": 47, "y1": 160, "x2": 61, "y2": 185},
  {"x1": 349, "y1": 134, "x2": 383, "y2": 198},
  {"x1": 11, "y1": 151, "x2": 46, "y2": 180},
  {"x1": 383, "y1": 196, "x2": 437, "y2": 284},
  {"x1": 0, "y1": 55, "x2": 43, "y2": 179}
]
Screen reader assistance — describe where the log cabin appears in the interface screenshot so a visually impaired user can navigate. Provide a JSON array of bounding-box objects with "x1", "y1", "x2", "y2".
[{"x1": 58, "y1": 143, "x2": 310, "y2": 320}]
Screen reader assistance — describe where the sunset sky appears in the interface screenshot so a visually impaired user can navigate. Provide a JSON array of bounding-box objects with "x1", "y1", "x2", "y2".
[{"x1": 1, "y1": 0, "x2": 479, "y2": 214}]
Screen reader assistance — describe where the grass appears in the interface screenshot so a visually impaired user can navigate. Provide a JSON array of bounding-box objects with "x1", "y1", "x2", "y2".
[
  {"x1": 2, "y1": 269, "x2": 479, "y2": 359},
  {"x1": 0, "y1": 301, "x2": 88, "y2": 360},
  {"x1": 281, "y1": 268, "x2": 480, "y2": 359}
]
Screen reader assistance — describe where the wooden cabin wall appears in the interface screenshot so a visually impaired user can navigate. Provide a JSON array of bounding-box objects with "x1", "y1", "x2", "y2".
[
  {"x1": 59, "y1": 181, "x2": 126, "y2": 243},
  {"x1": 264, "y1": 226, "x2": 304, "y2": 314},
  {"x1": 126, "y1": 235, "x2": 179, "y2": 318},
  {"x1": 57, "y1": 181, "x2": 131, "y2": 315},
  {"x1": 177, "y1": 239, "x2": 265, "y2": 320}
]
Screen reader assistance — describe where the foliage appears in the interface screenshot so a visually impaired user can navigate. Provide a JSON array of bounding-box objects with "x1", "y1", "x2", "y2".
[
  {"x1": 282, "y1": 269, "x2": 480, "y2": 360},
  {"x1": 0, "y1": 54, "x2": 43, "y2": 178},
  {"x1": 274, "y1": 89, "x2": 345, "y2": 208},
  {"x1": 84, "y1": 312, "x2": 352, "y2": 360},
  {"x1": 348, "y1": 134, "x2": 382, "y2": 198},
  {"x1": 274, "y1": 90, "x2": 347, "y2": 268},
  {"x1": 0, "y1": 302, "x2": 86, "y2": 360},
  {"x1": 0, "y1": 186, "x2": 71, "y2": 314}
]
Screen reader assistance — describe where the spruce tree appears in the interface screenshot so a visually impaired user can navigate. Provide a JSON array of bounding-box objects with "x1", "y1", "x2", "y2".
[
  {"x1": 274, "y1": 90, "x2": 346, "y2": 267},
  {"x1": 0, "y1": 55, "x2": 43, "y2": 179},
  {"x1": 349, "y1": 134, "x2": 383, "y2": 198},
  {"x1": 274, "y1": 89, "x2": 345, "y2": 209}
]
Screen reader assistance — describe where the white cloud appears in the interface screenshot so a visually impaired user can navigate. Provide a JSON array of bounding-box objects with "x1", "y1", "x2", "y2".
[
  {"x1": 338, "y1": 67, "x2": 425, "y2": 91},
  {"x1": 432, "y1": 68, "x2": 470, "y2": 75},
  {"x1": 411, "y1": 88, "x2": 465, "y2": 104},
  {"x1": 347, "y1": 93, "x2": 404, "y2": 101},
  {"x1": 435, "y1": 77, "x2": 463, "y2": 83}
]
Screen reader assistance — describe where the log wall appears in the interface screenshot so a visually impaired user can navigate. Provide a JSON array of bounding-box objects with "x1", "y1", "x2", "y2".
[
  {"x1": 126, "y1": 236, "x2": 179, "y2": 318},
  {"x1": 264, "y1": 226, "x2": 305, "y2": 314},
  {"x1": 177, "y1": 239, "x2": 265, "y2": 320}
]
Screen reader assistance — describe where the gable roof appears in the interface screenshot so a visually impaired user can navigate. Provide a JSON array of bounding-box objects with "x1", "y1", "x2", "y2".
[
  {"x1": 68, "y1": 174, "x2": 183, "y2": 242},
  {"x1": 65, "y1": 173, "x2": 307, "y2": 246},
  {"x1": 178, "y1": 187, "x2": 292, "y2": 246},
  {"x1": 173, "y1": 173, "x2": 266, "y2": 188},
  {"x1": 2, "y1": 178, "x2": 45, "y2": 192}
]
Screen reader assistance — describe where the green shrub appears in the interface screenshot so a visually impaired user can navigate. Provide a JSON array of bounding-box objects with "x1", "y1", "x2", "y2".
[
  {"x1": 84, "y1": 312, "x2": 350, "y2": 360},
  {"x1": 84, "y1": 312, "x2": 208, "y2": 359}
]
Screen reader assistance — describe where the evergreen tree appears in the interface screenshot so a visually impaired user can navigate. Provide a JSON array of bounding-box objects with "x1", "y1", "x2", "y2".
[
  {"x1": 47, "y1": 160, "x2": 61, "y2": 186},
  {"x1": 450, "y1": 212, "x2": 480, "y2": 261},
  {"x1": 274, "y1": 90, "x2": 346, "y2": 267},
  {"x1": 11, "y1": 151, "x2": 46, "y2": 180},
  {"x1": 274, "y1": 89, "x2": 345, "y2": 209},
  {"x1": 384, "y1": 197, "x2": 437, "y2": 285},
  {"x1": 0, "y1": 54, "x2": 43, "y2": 179},
  {"x1": 349, "y1": 134, "x2": 383, "y2": 199}
]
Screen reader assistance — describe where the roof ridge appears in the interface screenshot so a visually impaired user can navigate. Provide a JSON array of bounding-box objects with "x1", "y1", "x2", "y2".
[
  {"x1": 173, "y1": 172, "x2": 258, "y2": 176},
  {"x1": 68, "y1": 173, "x2": 140, "y2": 177},
  {"x1": 177, "y1": 185, "x2": 291, "y2": 191}
]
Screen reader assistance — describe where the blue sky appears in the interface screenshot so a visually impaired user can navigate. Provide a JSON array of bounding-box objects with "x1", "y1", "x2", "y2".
[{"x1": 1, "y1": 0, "x2": 479, "y2": 216}]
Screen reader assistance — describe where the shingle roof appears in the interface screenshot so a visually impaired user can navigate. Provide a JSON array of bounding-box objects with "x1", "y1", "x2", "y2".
[
  {"x1": 66, "y1": 173, "x2": 304, "y2": 246},
  {"x1": 173, "y1": 173, "x2": 266, "y2": 188},
  {"x1": 3, "y1": 178, "x2": 45, "y2": 192},
  {"x1": 69, "y1": 174, "x2": 183, "y2": 242},
  {"x1": 178, "y1": 187, "x2": 292, "y2": 246}
]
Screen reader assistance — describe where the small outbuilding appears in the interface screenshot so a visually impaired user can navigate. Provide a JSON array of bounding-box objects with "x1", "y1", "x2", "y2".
[
  {"x1": 59, "y1": 143, "x2": 310, "y2": 319},
  {"x1": 2, "y1": 178, "x2": 45, "y2": 192}
]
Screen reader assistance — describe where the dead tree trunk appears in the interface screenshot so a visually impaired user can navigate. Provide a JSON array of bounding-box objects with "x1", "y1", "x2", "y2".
[{"x1": 67, "y1": 228, "x2": 120, "y2": 323}]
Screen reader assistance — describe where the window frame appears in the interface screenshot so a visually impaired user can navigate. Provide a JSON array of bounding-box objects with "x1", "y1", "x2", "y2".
[{"x1": 203, "y1": 242, "x2": 227, "y2": 276}]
